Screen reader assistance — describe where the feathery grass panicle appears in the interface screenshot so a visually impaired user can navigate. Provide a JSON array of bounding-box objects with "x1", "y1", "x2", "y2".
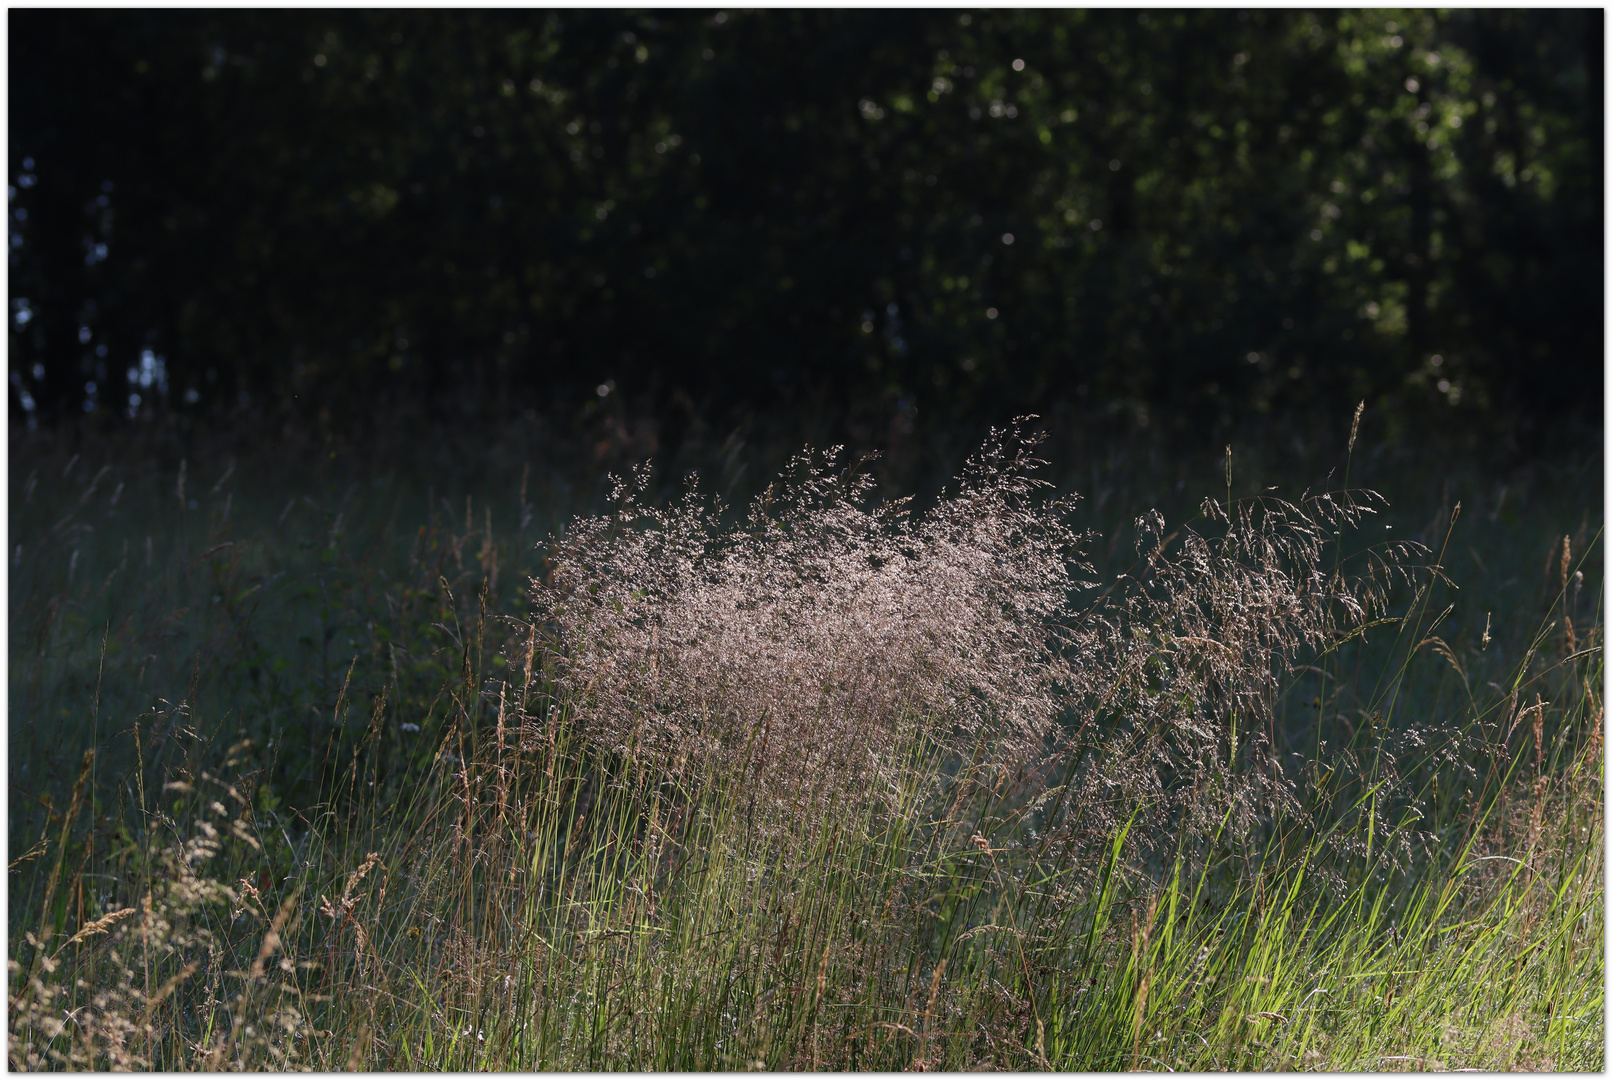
[
  {"x1": 531, "y1": 422, "x2": 1093, "y2": 813},
  {"x1": 531, "y1": 421, "x2": 1425, "y2": 868}
]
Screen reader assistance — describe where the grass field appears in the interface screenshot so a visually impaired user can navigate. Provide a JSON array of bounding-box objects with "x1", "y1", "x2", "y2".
[{"x1": 7, "y1": 416, "x2": 1603, "y2": 1071}]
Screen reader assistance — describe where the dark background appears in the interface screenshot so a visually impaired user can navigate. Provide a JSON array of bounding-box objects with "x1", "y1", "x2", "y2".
[{"x1": 8, "y1": 9, "x2": 1603, "y2": 457}]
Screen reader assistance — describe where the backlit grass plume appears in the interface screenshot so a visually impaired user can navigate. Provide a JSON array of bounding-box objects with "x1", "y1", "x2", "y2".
[
  {"x1": 530, "y1": 421, "x2": 1423, "y2": 861},
  {"x1": 531, "y1": 423, "x2": 1090, "y2": 808}
]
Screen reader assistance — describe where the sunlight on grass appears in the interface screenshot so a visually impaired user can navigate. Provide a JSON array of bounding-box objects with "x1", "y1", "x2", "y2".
[{"x1": 8, "y1": 423, "x2": 1602, "y2": 1071}]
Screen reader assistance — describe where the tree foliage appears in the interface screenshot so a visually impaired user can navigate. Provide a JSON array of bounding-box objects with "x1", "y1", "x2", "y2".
[{"x1": 8, "y1": 10, "x2": 1601, "y2": 443}]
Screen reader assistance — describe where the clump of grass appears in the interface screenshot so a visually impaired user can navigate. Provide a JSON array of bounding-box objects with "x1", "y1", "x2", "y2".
[
  {"x1": 533, "y1": 422, "x2": 1424, "y2": 875},
  {"x1": 532, "y1": 427, "x2": 1091, "y2": 810},
  {"x1": 9, "y1": 762, "x2": 322, "y2": 1070}
]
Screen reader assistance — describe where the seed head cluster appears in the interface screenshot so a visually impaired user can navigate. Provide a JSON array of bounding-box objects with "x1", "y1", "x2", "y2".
[
  {"x1": 532, "y1": 426, "x2": 1089, "y2": 808},
  {"x1": 1055, "y1": 490, "x2": 1423, "y2": 855},
  {"x1": 532, "y1": 422, "x2": 1422, "y2": 851}
]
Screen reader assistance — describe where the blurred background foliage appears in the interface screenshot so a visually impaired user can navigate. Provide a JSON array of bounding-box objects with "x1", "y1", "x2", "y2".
[{"x1": 7, "y1": 9, "x2": 1602, "y2": 455}]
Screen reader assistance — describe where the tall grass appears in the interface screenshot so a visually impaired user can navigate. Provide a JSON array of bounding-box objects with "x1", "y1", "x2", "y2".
[{"x1": 8, "y1": 419, "x2": 1602, "y2": 1070}]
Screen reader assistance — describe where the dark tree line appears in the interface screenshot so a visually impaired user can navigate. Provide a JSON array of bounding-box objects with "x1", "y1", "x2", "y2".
[{"x1": 8, "y1": 9, "x2": 1602, "y2": 446}]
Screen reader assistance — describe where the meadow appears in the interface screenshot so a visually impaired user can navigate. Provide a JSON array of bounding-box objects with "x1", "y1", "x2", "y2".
[{"x1": 7, "y1": 415, "x2": 1602, "y2": 1071}]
